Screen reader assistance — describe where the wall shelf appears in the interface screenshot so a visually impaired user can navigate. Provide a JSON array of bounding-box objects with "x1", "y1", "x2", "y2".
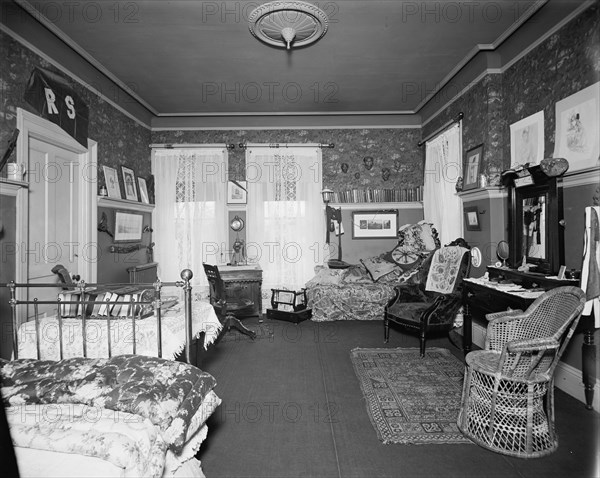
[{"x1": 97, "y1": 196, "x2": 155, "y2": 213}]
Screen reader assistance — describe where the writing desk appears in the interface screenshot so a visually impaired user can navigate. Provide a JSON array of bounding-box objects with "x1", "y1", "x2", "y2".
[
  {"x1": 216, "y1": 264, "x2": 263, "y2": 319},
  {"x1": 462, "y1": 266, "x2": 595, "y2": 409}
]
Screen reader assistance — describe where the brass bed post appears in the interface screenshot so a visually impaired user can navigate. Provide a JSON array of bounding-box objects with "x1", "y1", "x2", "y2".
[
  {"x1": 154, "y1": 279, "x2": 162, "y2": 358},
  {"x1": 181, "y1": 269, "x2": 193, "y2": 364},
  {"x1": 8, "y1": 281, "x2": 17, "y2": 360}
]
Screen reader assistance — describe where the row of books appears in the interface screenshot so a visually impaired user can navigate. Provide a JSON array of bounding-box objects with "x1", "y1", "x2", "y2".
[{"x1": 331, "y1": 187, "x2": 423, "y2": 204}]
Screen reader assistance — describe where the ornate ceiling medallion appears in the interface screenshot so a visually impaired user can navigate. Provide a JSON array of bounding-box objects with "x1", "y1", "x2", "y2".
[{"x1": 248, "y1": 1, "x2": 329, "y2": 50}]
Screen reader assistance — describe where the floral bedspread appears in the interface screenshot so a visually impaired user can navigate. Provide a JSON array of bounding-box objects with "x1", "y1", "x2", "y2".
[
  {"x1": 1, "y1": 355, "x2": 217, "y2": 455},
  {"x1": 6, "y1": 403, "x2": 167, "y2": 477},
  {"x1": 17, "y1": 301, "x2": 222, "y2": 360}
]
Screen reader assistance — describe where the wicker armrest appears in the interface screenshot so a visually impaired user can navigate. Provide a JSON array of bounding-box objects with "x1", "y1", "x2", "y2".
[
  {"x1": 485, "y1": 309, "x2": 523, "y2": 322},
  {"x1": 507, "y1": 337, "x2": 560, "y2": 354},
  {"x1": 485, "y1": 313, "x2": 529, "y2": 351}
]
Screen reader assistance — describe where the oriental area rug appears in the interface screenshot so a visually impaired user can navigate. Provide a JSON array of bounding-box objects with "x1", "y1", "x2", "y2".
[{"x1": 350, "y1": 347, "x2": 473, "y2": 445}]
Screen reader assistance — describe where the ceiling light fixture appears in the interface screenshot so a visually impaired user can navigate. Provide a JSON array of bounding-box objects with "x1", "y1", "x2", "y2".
[{"x1": 248, "y1": 1, "x2": 329, "y2": 50}]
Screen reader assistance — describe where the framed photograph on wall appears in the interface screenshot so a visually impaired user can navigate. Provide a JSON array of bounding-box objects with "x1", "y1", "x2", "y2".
[
  {"x1": 227, "y1": 180, "x2": 247, "y2": 204},
  {"x1": 121, "y1": 166, "x2": 138, "y2": 201},
  {"x1": 138, "y1": 177, "x2": 149, "y2": 204},
  {"x1": 553, "y1": 82, "x2": 600, "y2": 173},
  {"x1": 510, "y1": 110, "x2": 544, "y2": 169},
  {"x1": 102, "y1": 166, "x2": 121, "y2": 199},
  {"x1": 351, "y1": 210, "x2": 398, "y2": 239},
  {"x1": 463, "y1": 145, "x2": 483, "y2": 191},
  {"x1": 114, "y1": 211, "x2": 143, "y2": 242},
  {"x1": 464, "y1": 206, "x2": 481, "y2": 231}
]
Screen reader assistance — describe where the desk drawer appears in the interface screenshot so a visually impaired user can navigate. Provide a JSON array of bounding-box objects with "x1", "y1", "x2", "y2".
[{"x1": 465, "y1": 286, "x2": 532, "y2": 319}]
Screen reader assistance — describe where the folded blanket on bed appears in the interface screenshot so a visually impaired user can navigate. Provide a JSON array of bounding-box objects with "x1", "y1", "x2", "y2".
[
  {"x1": 1, "y1": 355, "x2": 217, "y2": 454},
  {"x1": 6, "y1": 403, "x2": 167, "y2": 478}
]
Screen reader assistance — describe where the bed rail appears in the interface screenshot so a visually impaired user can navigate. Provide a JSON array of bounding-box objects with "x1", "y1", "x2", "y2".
[{"x1": 1, "y1": 269, "x2": 195, "y2": 364}]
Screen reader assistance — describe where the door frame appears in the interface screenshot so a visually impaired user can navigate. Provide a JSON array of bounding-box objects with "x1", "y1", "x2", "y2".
[{"x1": 16, "y1": 108, "x2": 98, "y2": 300}]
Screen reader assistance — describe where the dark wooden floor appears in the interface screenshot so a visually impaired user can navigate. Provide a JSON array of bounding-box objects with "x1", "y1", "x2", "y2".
[{"x1": 197, "y1": 318, "x2": 599, "y2": 478}]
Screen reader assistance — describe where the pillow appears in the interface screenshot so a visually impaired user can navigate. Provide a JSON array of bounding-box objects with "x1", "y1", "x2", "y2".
[
  {"x1": 416, "y1": 221, "x2": 438, "y2": 251},
  {"x1": 384, "y1": 243, "x2": 422, "y2": 271},
  {"x1": 305, "y1": 266, "x2": 345, "y2": 287},
  {"x1": 360, "y1": 255, "x2": 399, "y2": 282},
  {"x1": 341, "y1": 265, "x2": 371, "y2": 283}
]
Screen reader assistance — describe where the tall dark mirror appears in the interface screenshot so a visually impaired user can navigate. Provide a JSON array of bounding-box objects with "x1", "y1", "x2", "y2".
[{"x1": 507, "y1": 166, "x2": 564, "y2": 275}]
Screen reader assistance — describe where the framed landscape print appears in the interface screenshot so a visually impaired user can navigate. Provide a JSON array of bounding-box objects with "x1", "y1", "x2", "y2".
[
  {"x1": 553, "y1": 82, "x2": 600, "y2": 172},
  {"x1": 351, "y1": 210, "x2": 398, "y2": 239},
  {"x1": 121, "y1": 166, "x2": 138, "y2": 201},
  {"x1": 510, "y1": 110, "x2": 544, "y2": 168},
  {"x1": 114, "y1": 211, "x2": 143, "y2": 242},
  {"x1": 463, "y1": 145, "x2": 483, "y2": 191},
  {"x1": 102, "y1": 166, "x2": 121, "y2": 199}
]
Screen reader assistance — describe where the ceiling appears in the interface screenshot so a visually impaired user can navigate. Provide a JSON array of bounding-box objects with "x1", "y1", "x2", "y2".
[{"x1": 8, "y1": 0, "x2": 589, "y2": 127}]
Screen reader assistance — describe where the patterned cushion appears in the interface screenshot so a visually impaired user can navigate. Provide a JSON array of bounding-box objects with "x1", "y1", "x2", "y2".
[
  {"x1": 385, "y1": 243, "x2": 422, "y2": 271},
  {"x1": 360, "y1": 255, "x2": 399, "y2": 282}
]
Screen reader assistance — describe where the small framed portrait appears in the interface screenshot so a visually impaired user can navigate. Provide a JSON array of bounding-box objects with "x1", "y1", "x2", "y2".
[
  {"x1": 464, "y1": 206, "x2": 481, "y2": 231},
  {"x1": 463, "y1": 145, "x2": 483, "y2": 191},
  {"x1": 102, "y1": 166, "x2": 121, "y2": 199},
  {"x1": 227, "y1": 180, "x2": 247, "y2": 205},
  {"x1": 138, "y1": 177, "x2": 150, "y2": 204},
  {"x1": 121, "y1": 166, "x2": 138, "y2": 201}
]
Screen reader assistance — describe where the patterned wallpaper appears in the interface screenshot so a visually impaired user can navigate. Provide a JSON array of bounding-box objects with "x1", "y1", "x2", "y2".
[
  {"x1": 151, "y1": 128, "x2": 425, "y2": 192},
  {"x1": 0, "y1": 32, "x2": 152, "y2": 198},
  {"x1": 423, "y1": 4, "x2": 600, "y2": 187}
]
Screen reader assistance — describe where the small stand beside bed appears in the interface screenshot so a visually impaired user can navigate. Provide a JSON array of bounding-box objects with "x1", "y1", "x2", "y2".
[{"x1": 0, "y1": 269, "x2": 222, "y2": 478}]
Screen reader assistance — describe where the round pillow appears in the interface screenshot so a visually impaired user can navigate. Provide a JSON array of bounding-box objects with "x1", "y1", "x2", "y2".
[{"x1": 389, "y1": 244, "x2": 421, "y2": 271}]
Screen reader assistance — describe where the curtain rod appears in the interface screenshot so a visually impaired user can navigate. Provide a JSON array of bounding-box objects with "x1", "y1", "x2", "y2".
[
  {"x1": 417, "y1": 112, "x2": 464, "y2": 147},
  {"x1": 150, "y1": 143, "x2": 235, "y2": 149},
  {"x1": 239, "y1": 142, "x2": 335, "y2": 149}
]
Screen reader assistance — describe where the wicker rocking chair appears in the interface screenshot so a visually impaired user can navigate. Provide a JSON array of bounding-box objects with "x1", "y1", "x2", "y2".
[{"x1": 457, "y1": 286, "x2": 586, "y2": 458}]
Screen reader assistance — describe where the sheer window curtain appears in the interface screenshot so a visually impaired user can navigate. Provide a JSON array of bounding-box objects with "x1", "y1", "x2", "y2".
[
  {"x1": 152, "y1": 149, "x2": 228, "y2": 294},
  {"x1": 423, "y1": 123, "x2": 463, "y2": 245},
  {"x1": 245, "y1": 147, "x2": 325, "y2": 296}
]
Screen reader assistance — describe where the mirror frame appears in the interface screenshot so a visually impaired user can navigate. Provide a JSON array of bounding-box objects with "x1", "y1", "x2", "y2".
[{"x1": 507, "y1": 166, "x2": 564, "y2": 275}]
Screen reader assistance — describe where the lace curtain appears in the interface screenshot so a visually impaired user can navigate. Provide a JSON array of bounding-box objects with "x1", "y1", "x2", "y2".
[
  {"x1": 423, "y1": 123, "x2": 463, "y2": 245},
  {"x1": 245, "y1": 147, "x2": 325, "y2": 295},
  {"x1": 152, "y1": 148, "x2": 228, "y2": 293}
]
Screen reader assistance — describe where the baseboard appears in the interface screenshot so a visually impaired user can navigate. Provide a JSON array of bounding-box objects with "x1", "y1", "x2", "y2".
[{"x1": 459, "y1": 322, "x2": 599, "y2": 411}]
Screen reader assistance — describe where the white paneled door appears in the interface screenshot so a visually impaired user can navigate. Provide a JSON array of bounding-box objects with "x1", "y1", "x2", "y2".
[{"x1": 27, "y1": 137, "x2": 80, "y2": 283}]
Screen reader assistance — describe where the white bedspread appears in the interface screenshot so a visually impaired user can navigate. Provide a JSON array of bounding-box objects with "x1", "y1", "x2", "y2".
[{"x1": 17, "y1": 301, "x2": 222, "y2": 360}]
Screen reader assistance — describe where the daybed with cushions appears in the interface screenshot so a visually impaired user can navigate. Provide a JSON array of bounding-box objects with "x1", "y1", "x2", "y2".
[{"x1": 306, "y1": 222, "x2": 440, "y2": 322}]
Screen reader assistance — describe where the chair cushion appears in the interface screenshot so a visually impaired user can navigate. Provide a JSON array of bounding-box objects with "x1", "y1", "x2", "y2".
[{"x1": 386, "y1": 301, "x2": 433, "y2": 323}]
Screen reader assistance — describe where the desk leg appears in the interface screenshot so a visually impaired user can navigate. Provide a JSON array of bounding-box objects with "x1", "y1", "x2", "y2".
[
  {"x1": 581, "y1": 314, "x2": 596, "y2": 410},
  {"x1": 463, "y1": 301, "x2": 472, "y2": 357}
]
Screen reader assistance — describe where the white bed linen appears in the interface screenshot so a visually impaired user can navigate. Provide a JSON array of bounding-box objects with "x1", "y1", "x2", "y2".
[
  {"x1": 17, "y1": 301, "x2": 222, "y2": 360},
  {"x1": 9, "y1": 390, "x2": 221, "y2": 478}
]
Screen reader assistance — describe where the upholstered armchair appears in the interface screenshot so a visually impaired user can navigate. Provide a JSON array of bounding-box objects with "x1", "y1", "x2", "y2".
[
  {"x1": 457, "y1": 286, "x2": 586, "y2": 458},
  {"x1": 384, "y1": 238, "x2": 471, "y2": 356}
]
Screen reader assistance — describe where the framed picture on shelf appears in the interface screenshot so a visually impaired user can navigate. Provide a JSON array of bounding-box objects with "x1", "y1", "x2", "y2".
[
  {"x1": 553, "y1": 81, "x2": 600, "y2": 173},
  {"x1": 463, "y1": 145, "x2": 483, "y2": 191},
  {"x1": 464, "y1": 206, "x2": 481, "y2": 231},
  {"x1": 102, "y1": 166, "x2": 121, "y2": 199},
  {"x1": 121, "y1": 166, "x2": 138, "y2": 201},
  {"x1": 227, "y1": 180, "x2": 247, "y2": 204},
  {"x1": 351, "y1": 210, "x2": 398, "y2": 239},
  {"x1": 114, "y1": 211, "x2": 143, "y2": 242},
  {"x1": 510, "y1": 110, "x2": 544, "y2": 168},
  {"x1": 138, "y1": 177, "x2": 149, "y2": 204}
]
